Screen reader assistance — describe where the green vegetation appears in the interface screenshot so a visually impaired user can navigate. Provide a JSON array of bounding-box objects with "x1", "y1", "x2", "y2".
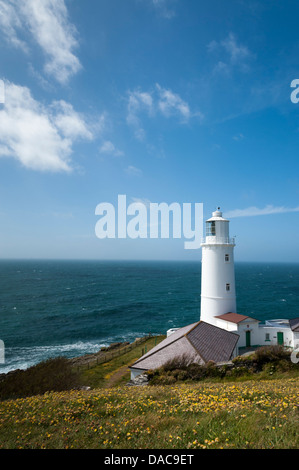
[
  {"x1": 0, "y1": 357, "x2": 81, "y2": 401},
  {"x1": 0, "y1": 339, "x2": 298, "y2": 449},
  {"x1": 79, "y1": 335, "x2": 165, "y2": 388},
  {"x1": 147, "y1": 345, "x2": 299, "y2": 385},
  {"x1": 0, "y1": 335, "x2": 166, "y2": 401},
  {"x1": 0, "y1": 378, "x2": 297, "y2": 449}
]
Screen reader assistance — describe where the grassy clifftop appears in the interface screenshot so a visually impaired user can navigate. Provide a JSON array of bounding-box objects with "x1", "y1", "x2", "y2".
[
  {"x1": 0, "y1": 338, "x2": 298, "y2": 449},
  {"x1": 0, "y1": 377, "x2": 298, "y2": 449},
  {"x1": 0, "y1": 335, "x2": 166, "y2": 400}
]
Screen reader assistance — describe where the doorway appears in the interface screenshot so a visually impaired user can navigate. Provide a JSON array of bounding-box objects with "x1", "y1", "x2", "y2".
[
  {"x1": 277, "y1": 332, "x2": 284, "y2": 346},
  {"x1": 246, "y1": 330, "x2": 251, "y2": 347}
]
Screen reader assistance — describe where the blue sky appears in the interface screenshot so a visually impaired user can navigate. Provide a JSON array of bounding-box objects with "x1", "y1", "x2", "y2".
[{"x1": 0, "y1": 0, "x2": 299, "y2": 261}]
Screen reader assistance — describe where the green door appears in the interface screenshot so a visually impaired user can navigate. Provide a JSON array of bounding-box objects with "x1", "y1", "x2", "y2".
[
  {"x1": 246, "y1": 331, "x2": 251, "y2": 347},
  {"x1": 277, "y1": 332, "x2": 284, "y2": 345}
]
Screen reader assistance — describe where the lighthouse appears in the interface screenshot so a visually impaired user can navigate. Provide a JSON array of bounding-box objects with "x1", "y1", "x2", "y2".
[
  {"x1": 130, "y1": 205, "x2": 299, "y2": 382},
  {"x1": 200, "y1": 208, "x2": 237, "y2": 326}
]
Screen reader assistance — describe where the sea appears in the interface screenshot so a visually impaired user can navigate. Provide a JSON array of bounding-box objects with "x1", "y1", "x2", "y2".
[{"x1": 0, "y1": 259, "x2": 298, "y2": 374}]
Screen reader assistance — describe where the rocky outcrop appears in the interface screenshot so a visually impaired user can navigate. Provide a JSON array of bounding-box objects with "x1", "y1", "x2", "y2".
[{"x1": 126, "y1": 373, "x2": 148, "y2": 387}]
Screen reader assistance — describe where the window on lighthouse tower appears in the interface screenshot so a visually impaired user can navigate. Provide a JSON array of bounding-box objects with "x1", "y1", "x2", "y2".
[{"x1": 206, "y1": 221, "x2": 216, "y2": 236}]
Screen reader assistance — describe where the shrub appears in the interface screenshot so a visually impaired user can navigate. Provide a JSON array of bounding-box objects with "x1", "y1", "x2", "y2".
[
  {"x1": 171, "y1": 369, "x2": 189, "y2": 380},
  {"x1": 161, "y1": 353, "x2": 196, "y2": 372},
  {"x1": 262, "y1": 363, "x2": 276, "y2": 376},
  {"x1": 232, "y1": 354, "x2": 255, "y2": 366},
  {"x1": 147, "y1": 346, "x2": 297, "y2": 385},
  {"x1": 254, "y1": 345, "x2": 290, "y2": 364},
  {"x1": 0, "y1": 357, "x2": 82, "y2": 401},
  {"x1": 276, "y1": 359, "x2": 293, "y2": 372},
  {"x1": 148, "y1": 373, "x2": 177, "y2": 385},
  {"x1": 177, "y1": 370, "x2": 189, "y2": 381},
  {"x1": 148, "y1": 360, "x2": 229, "y2": 384},
  {"x1": 146, "y1": 369, "x2": 159, "y2": 380},
  {"x1": 226, "y1": 366, "x2": 251, "y2": 378},
  {"x1": 186, "y1": 363, "x2": 206, "y2": 380}
]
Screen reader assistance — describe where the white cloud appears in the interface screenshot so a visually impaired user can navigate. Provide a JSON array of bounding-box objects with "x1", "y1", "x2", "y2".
[
  {"x1": 131, "y1": 197, "x2": 151, "y2": 208},
  {"x1": 139, "y1": 0, "x2": 176, "y2": 19},
  {"x1": 151, "y1": 0, "x2": 176, "y2": 18},
  {"x1": 0, "y1": 1, "x2": 28, "y2": 51},
  {"x1": 99, "y1": 140, "x2": 124, "y2": 157},
  {"x1": 0, "y1": 0, "x2": 81, "y2": 84},
  {"x1": 127, "y1": 90, "x2": 153, "y2": 122},
  {"x1": 213, "y1": 60, "x2": 230, "y2": 75},
  {"x1": 224, "y1": 205, "x2": 299, "y2": 218},
  {"x1": 208, "y1": 33, "x2": 252, "y2": 73},
  {"x1": 125, "y1": 165, "x2": 143, "y2": 176},
  {"x1": 222, "y1": 33, "x2": 250, "y2": 64},
  {"x1": 126, "y1": 84, "x2": 202, "y2": 139},
  {"x1": 51, "y1": 100, "x2": 93, "y2": 140},
  {"x1": 0, "y1": 81, "x2": 95, "y2": 172},
  {"x1": 127, "y1": 90, "x2": 153, "y2": 140},
  {"x1": 156, "y1": 84, "x2": 191, "y2": 121},
  {"x1": 233, "y1": 133, "x2": 244, "y2": 141}
]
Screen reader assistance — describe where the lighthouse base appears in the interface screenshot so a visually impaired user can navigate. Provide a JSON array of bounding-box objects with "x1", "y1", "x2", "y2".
[{"x1": 200, "y1": 295, "x2": 237, "y2": 327}]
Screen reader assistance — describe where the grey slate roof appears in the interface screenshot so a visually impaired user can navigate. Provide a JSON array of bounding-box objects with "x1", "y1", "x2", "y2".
[
  {"x1": 130, "y1": 321, "x2": 239, "y2": 371},
  {"x1": 187, "y1": 321, "x2": 239, "y2": 363},
  {"x1": 289, "y1": 317, "x2": 299, "y2": 332}
]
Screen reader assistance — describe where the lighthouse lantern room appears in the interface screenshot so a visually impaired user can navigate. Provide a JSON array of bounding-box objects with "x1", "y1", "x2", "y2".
[{"x1": 200, "y1": 208, "x2": 237, "y2": 326}]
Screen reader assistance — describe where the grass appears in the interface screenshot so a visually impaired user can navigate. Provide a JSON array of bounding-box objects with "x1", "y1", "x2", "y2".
[
  {"x1": 79, "y1": 335, "x2": 165, "y2": 388},
  {"x1": 0, "y1": 357, "x2": 81, "y2": 401},
  {"x1": 0, "y1": 338, "x2": 298, "y2": 449},
  {"x1": 0, "y1": 335, "x2": 166, "y2": 401},
  {"x1": 0, "y1": 378, "x2": 298, "y2": 449}
]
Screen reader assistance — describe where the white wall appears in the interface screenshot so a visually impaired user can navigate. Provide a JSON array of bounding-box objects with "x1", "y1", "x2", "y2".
[
  {"x1": 216, "y1": 318, "x2": 260, "y2": 348},
  {"x1": 211, "y1": 317, "x2": 297, "y2": 351},
  {"x1": 215, "y1": 318, "x2": 238, "y2": 332},
  {"x1": 237, "y1": 320, "x2": 261, "y2": 347},
  {"x1": 201, "y1": 244, "x2": 236, "y2": 326},
  {"x1": 258, "y1": 326, "x2": 295, "y2": 349}
]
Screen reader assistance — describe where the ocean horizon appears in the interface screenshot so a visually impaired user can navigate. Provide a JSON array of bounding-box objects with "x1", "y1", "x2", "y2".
[{"x1": 0, "y1": 259, "x2": 298, "y2": 374}]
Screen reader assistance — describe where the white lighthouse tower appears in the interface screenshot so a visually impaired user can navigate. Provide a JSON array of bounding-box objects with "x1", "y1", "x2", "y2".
[{"x1": 200, "y1": 208, "x2": 237, "y2": 326}]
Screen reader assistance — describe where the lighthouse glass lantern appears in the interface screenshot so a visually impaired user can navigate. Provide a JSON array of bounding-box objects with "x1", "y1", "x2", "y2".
[{"x1": 206, "y1": 220, "x2": 216, "y2": 236}]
